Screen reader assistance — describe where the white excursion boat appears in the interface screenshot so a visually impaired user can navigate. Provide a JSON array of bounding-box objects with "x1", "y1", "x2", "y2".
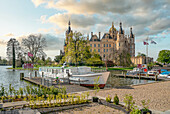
[{"x1": 39, "y1": 66, "x2": 110, "y2": 88}]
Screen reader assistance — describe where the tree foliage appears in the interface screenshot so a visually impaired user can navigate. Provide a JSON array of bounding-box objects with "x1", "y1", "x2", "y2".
[
  {"x1": 54, "y1": 55, "x2": 63, "y2": 63},
  {"x1": 137, "y1": 52, "x2": 146, "y2": 57},
  {"x1": 157, "y1": 50, "x2": 170, "y2": 63},
  {"x1": 109, "y1": 47, "x2": 132, "y2": 67},
  {"x1": 21, "y1": 34, "x2": 47, "y2": 63},
  {"x1": 6, "y1": 38, "x2": 21, "y2": 68},
  {"x1": 63, "y1": 32, "x2": 91, "y2": 66}
]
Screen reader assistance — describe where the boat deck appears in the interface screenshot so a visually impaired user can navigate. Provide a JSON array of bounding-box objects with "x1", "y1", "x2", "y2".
[{"x1": 23, "y1": 77, "x2": 90, "y2": 93}]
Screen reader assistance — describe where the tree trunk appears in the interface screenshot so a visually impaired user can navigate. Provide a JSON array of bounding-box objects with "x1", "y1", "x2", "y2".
[{"x1": 12, "y1": 42, "x2": 15, "y2": 69}]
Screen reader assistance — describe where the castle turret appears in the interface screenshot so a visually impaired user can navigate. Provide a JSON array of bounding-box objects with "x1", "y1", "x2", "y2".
[
  {"x1": 64, "y1": 20, "x2": 73, "y2": 53},
  {"x1": 130, "y1": 27, "x2": 134, "y2": 38},
  {"x1": 119, "y1": 22, "x2": 123, "y2": 34},
  {"x1": 99, "y1": 32, "x2": 101, "y2": 40}
]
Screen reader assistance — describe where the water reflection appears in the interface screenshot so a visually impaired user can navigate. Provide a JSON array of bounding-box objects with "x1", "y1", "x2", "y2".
[
  {"x1": 0, "y1": 66, "x2": 38, "y2": 90},
  {"x1": 105, "y1": 70, "x2": 156, "y2": 88}
]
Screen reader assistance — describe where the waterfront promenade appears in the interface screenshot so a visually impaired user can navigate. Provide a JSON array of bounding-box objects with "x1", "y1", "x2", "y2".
[{"x1": 89, "y1": 81, "x2": 170, "y2": 112}]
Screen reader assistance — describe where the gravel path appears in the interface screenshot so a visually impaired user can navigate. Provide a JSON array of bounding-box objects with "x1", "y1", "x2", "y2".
[
  {"x1": 57, "y1": 103, "x2": 124, "y2": 114},
  {"x1": 90, "y1": 81, "x2": 170, "y2": 111}
]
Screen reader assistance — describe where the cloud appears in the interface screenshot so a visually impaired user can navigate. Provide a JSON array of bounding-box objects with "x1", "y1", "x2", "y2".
[
  {"x1": 40, "y1": 15, "x2": 47, "y2": 23},
  {"x1": 0, "y1": 40, "x2": 7, "y2": 46},
  {"x1": 42, "y1": 34, "x2": 64, "y2": 51},
  {"x1": 31, "y1": 0, "x2": 47, "y2": 7},
  {"x1": 35, "y1": 0, "x2": 170, "y2": 44},
  {"x1": 4, "y1": 33, "x2": 14, "y2": 37},
  {"x1": 32, "y1": 0, "x2": 170, "y2": 15},
  {"x1": 47, "y1": 13, "x2": 99, "y2": 28}
]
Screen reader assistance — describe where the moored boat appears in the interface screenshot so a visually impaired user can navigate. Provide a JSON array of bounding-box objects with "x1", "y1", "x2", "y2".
[
  {"x1": 158, "y1": 71, "x2": 170, "y2": 78},
  {"x1": 39, "y1": 66, "x2": 110, "y2": 88}
]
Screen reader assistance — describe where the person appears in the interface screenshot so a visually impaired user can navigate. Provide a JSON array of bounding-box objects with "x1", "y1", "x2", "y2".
[{"x1": 56, "y1": 77, "x2": 59, "y2": 84}]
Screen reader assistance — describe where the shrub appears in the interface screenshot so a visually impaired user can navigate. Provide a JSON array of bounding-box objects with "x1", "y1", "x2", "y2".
[
  {"x1": 123, "y1": 94, "x2": 135, "y2": 111},
  {"x1": 106, "y1": 95, "x2": 111, "y2": 103},
  {"x1": 113, "y1": 94, "x2": 119, "y2": 105},
  {"x1": 141, "y1": 100, "x2": 150, "y2": 111}
]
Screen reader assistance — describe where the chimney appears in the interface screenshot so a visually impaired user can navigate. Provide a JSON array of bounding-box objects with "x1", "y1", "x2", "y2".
[{"x1": 99, "y1": 32, "x2": 101, "y2": 40}]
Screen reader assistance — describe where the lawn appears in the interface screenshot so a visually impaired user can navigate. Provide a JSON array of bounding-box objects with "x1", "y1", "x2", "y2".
[{"x1": 7, "y1": 67, "x2": 39, "y2": 70}]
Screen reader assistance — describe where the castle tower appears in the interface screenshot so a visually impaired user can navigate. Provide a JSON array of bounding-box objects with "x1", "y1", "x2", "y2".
[
  {"x1": 64, "y1": 20, "x2": 73, "y2": 53},
  {"x1": 109, "y1": 22, "x2": 117, "y2": 39},
  {"x1": 119, "y1": 22, "x2": 123, "y2": 34},
  {"x1": 129, "y1": 27, "x2": 135, "y2": 57}
]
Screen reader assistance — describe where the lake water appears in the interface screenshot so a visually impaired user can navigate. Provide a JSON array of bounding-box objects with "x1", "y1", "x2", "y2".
[
  {"x1": 0, "y1": 66, "x2": 156, "y2": 90},
  {"x1": 105, "y1": 70, "x2": 156, "y2": 88},
  {"x1": 0, "y1": 66, "x2": 38, "y2": 90}
]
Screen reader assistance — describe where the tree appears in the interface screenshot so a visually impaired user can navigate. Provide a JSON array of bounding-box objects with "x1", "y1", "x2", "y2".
[
  {"x1": 63, "y1": 31, "x2": 91, "y2": 66},
  {"x1": 109, "y1": 47, "x2": 132, "y2": 67},
  {"x1": 54, "y1": 55, "x2": 63, "y2": 63},
  {"x1": 86, "y1": 51, "x2": 103, "y2": 66},
  {"x1": 137, "y1": 52, "x2": 146, "y2": 57},
  {"x1": 157, "y1": 50, "x2": 170, "y2": 64},
  {"x1": 6, "y1": 38, "x2": 21, "y2": 68},
  {"x1": 21, "y1": 34, "x2": 47, "y2": 63}
]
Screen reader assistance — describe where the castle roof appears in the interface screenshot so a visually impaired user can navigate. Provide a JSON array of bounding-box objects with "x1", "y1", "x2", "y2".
[
  {"x1": 102, "y1": 33, "x2": 112, "y2": 39},
  {"x1": 90, "y1": 35, "x2": 100, "y2": 41}
]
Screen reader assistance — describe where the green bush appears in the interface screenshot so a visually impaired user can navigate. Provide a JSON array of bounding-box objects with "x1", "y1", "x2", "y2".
[
  {"x1": 113, "y1": 94, "x2": 119, "y2": 105},
  {"x1": 106, "y1": 95, "x2": 111, "y2": 103},
  {"x1": 123, "y1": 94, "x2": 135, "y2": 111}
]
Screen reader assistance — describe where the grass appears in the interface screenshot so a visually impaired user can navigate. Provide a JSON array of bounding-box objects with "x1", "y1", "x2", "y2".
[
  {"x1": 91, "y1": 67, "x2": 134, "y2": 71},
  {"x1": 7, "y1": 67, "x2": 39, "y2": 70}
]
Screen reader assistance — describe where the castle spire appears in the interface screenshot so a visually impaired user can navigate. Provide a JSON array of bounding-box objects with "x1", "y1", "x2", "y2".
[
  {"x1": 119, "y1": 22, "x2": 123, "y2": 34},
  {"x1": 112, "y1": 22, "x2": 114, "y2": 28},
  {"x1": 68, "y1": 20, "x2": 71, "y2": 33},
  {"x1": 130, "y1": 27, "x2": 134, "y2": 38},
  {"x1": 68, "y1": 20, "x2": 71, "y2": 26}
]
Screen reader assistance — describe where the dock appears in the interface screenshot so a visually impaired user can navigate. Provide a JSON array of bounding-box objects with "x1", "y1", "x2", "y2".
[
  {"x1": 113, "y1": 74, "x2": 170, "y2": 81},
  {"x1": 23, "y1": 77, "x2": 90, "y2": 93}
]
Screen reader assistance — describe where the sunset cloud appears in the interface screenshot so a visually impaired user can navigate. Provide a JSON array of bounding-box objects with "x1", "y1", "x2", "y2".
[{"x1": 4, "y1": 33, "x2": 14, "y2": 37}]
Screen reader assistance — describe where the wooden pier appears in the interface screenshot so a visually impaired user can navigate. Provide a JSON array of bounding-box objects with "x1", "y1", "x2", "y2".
[
  {"x1": 23, "y1": 77, "x2": 90, "y2": 93},
  {"x1": 113, "y1": 74, "x2": 170, "y2": 81}
]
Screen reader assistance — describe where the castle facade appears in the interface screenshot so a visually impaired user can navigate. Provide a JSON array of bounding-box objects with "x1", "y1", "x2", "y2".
[{"x1": 64, "y1": 21, "x2": 135, "y2": 62}]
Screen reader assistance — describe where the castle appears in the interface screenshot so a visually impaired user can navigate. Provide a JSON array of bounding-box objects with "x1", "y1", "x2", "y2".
[{"x1": 64, "y1": 21, "x2": 135, "y2": 63}]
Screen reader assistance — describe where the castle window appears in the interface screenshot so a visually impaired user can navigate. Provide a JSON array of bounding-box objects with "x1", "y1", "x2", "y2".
[
  {"x1": 115, "y1": 44, "x2": 116, "y2": 47},
  {"x1": 107, "y1": 44, "x2": 108, "y2": 47},
  {"x1": 98, "y1": 49, "x2": 100, "y2": 52},
  {"x1": 119, "y1": 43, "x2": 120, "y2": 46},
  {"x1": 109, "y1": 44, "x2": 111, "y2": 47},
  {"x1": 98, "y1": 44, "x2": 100, "y2": 47},
  {"x1": 90, "y1": 49, "x2": 92, "y2": 52},
  {"x1": 103, "y1": 54, "x2": 105, "y2": 58},
  {"x1": 94, "y1": 39, "x2": 96, "y2": 41},
  {"x1": 107, "y1": 49, "x2": 108, "y2": 52},
  {"x1": 104, "y1": 44, "x2": 105, "y2": 47},
  {"x1": 104, "y1": 49, "x2": 105, "y2": 52},
  {"x1": 94, "y1": 44, "x2": 96, "y2": 47},
  {"x1": 90, "y1": 44, "x2": 92, "y2": 47},
  {"x1": 94, "y1": 49, "x2": 96, "y2": 52}
]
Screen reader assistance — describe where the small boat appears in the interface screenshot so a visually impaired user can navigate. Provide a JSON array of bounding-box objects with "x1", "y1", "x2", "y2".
[
  {"x1": 158, "y1": 71, "x2": 170, "y2": 78},
  {"x1": 127, "y1": 68, "x2": 141, "y2": 75},
  {"x1": 39, "y1": 66, "x2": 110, "y2": 88},
  {"x1": 147, "y1": 71, "x2": 158, "y2": 76}
]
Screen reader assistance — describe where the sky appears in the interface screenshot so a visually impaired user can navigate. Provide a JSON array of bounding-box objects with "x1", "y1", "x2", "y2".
[{"x1": 0, "y1": 0, "x2": 170, "y2": 60}]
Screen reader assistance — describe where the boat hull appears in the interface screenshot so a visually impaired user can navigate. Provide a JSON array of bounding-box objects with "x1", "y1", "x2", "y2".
[{"x1": 80, "y1": 84, "x2": 105, "y2": 88}]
